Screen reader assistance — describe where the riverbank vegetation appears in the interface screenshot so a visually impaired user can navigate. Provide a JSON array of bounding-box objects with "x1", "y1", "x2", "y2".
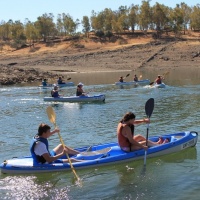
[{"x1": 0, "y1": 1, "x2": 200, "y2": 52}]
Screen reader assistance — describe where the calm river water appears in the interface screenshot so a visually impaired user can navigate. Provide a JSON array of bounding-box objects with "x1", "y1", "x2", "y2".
[{"x1": 0, "y1": 69, "x2": 200, "y2": 200}]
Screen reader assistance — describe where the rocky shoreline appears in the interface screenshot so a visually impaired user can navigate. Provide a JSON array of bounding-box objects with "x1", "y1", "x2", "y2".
[{"x1": 0, "y1": 39, "x2": 200, "y2": 85}]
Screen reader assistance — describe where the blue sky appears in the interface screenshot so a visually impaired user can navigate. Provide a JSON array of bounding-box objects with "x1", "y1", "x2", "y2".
[{"x1": 1, "y1": 0, "x2": 199, "y2": 23}]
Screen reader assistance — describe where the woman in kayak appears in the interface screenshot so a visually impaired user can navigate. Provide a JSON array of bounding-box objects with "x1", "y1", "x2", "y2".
[
  {"x1": 117, "y1": 112, "x2": 168, "y2": 152},
  {"x1": 119, "y1": 76, "x2": 124, "y2": 82},
  {"x1": 30, "y1": 123, "x2": 82, "y2": 164},
  {"x1": 133, "y1": 75, "x2": 138, "y2": 82},
  {"x1": 42, "y1": 78, "x2": 48, "y2": 86},
  {"x1": 76, "y1": 82, "x2": 86, "y2": 96},
  {"x1": 154, "y1": 75, "x2": 164, "y2": 84},
  {"x1": 51, "y1": 85, "x2": 61, "y2": 97},
  {"x1": 57, "y1": 76, "x2": 65, "y2": 84}
]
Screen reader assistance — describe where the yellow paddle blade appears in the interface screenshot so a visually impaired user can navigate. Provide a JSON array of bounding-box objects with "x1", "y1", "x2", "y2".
[{"x1": 46, "y1": 106, "x2": 56, "y2": 124}]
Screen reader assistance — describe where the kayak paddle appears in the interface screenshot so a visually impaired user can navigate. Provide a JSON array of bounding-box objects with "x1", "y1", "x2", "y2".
[
  {"x1": 149, "y1": 81, "x2": 154, "y2": 86},
  {"x1": 144, "y1": 98, "x2": 154, "y2": 166},
  {"x1": 46, "y1": 106, "x2": 81, "y2": 184}
]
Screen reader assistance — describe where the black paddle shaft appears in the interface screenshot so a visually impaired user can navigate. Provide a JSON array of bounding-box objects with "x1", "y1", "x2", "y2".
[{"x1": 145, "y1": 98, "x2": 154, "y2": 118}]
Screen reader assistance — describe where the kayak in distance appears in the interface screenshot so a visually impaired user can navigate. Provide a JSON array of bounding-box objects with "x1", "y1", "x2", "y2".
[
  {"x1": 0, "y1": 131, "x2": 198, "y2": 174},
  {"x1": 115, "y1": 79, "x2": 150, "y2": 86},
  {"x1": 38, "y1": 82, "x2": 75, "y2": 88},
  {"x1": 153, "y1": 82, "x2": 166, "y2": 88},
  {"x1": 145, "y1": 82, "x2": 166, "y2": 89},
  {"x1": 43, "y1": 94, "x2": 106, "y2": 103}
]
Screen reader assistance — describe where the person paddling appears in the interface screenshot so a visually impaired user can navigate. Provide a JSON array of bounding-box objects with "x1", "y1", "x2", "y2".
[
  {"x1": 119, "y1": 76, "x2": 124, "y2": 82},
  {"x1": 117, "y1": 112, "x2": 168, "y2": 152},
  {"x1": 51, "y1": 85, "x2": 61, "y2": 97},
  {"x1": 76, "y1": 82, "x2": 87, "y2": 96},
  {"x1": 154, "y1": 75, "x2": 164, "y2": 84},
  {"x1": 30, "y1": 123, "x2": 83, "y2": 164},
  {"x1": 134, "y1": 75, "x2": 138, "y2": 82}
]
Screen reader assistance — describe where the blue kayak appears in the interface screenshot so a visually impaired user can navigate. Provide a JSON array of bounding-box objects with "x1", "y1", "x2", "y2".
[
  {"x1": 0, "y1": 131, "x2": 198, "y2": 174},
  {"x1": 38, "y1": 82, "x2": 75, "y2": 88},
  {"x1": 115, "y1": 79, "x2": 150, "y2": 86},
  {"x1": 43, "y1": 94, "x2": 105, "y2": 103}
]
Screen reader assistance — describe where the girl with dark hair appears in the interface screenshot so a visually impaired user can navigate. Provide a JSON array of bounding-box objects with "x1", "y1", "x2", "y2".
[{"x1": 117, "y1": 112, "x2": 167, "y2": 152}]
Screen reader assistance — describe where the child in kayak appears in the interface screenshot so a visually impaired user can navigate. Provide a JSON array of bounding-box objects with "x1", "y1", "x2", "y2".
[
  {"x1": 117, "y1": 112, "x2": 168, "y2": 152},
  {"x1": 154, "y1": 75, "x2": 164, "y2": 84},
  {"x1": 51, "y1": 85, "x2": 61, "y2": 97},
  {"x1": 30, "y1": 123, "x2": 82, "y2": 164},
  {"x1": 119, "y1": 76, "x2": 124, "y2": 82},
  {"x1": 57, "y1": 76, "x2": 65, "y2": 84},
  {"x1": 76, "y1": 82, "x2": 86, "y2": 96}
]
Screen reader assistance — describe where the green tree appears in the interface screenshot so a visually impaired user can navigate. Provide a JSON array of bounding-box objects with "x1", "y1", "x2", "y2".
[
  {"x1": 56, "y1": 14, "x2": 64, "y2": 36},
  {"x1": 34, "y1": 13, "x2": 56, "y2": 42},
  {"x1": 180, "y1": 2, "x2": 192, "y2": 34},
  {"x1": 190, "y1": 5, "x2": 200, "y2": 30},
  {"x1": 128, "y1": 4, "x2": 139, "y2": 32},
  {"x1": 90, "y1": 10, "x2": 105, "y2": 31},
  {"x1": 24, "y1": 19, "x2": 39, "y2": 45},
  {"x1": 138, "y1": 0, "x2": 152, "y2": 31},
  {"x1": 103, "y1": 8, "x2": 114, "y2": 32},
  {"x1": 169, "y1": 4, "x2": 184, "y2": 36},
  {"x1": 81, "y1": 16, "x2": 90, "y2": 37},
  {"x1": 11, "y1": 20, "x2": 25, "y2": 40},
  {"x1": 0, "y1": 20, "x2": 12, "y2": 40},
  {"x1": 62, "y1": 13, "x2": 79, "y2": 35}
]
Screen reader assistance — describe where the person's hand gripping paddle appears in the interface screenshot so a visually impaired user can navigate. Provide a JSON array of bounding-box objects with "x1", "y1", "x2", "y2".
[{"x1": 46, "y1": 106, "x2": 81, "y2": 185}]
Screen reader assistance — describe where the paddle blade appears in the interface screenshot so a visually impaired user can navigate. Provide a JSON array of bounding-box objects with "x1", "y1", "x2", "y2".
[
  {"x1": 67, "y1": 77, "x2": 71, "y2": 80},
  {"x1": 126, "y1": 73, "x2": 130, "y2": 77},
  {"x1": 149, "y1": 82, "x2": 154, "y2": 86},
  {"x1": 145, "y1": 98, "x2": 154, "y2": 118},
  {"x1": 46, "y1": 106, "x2": 56, "y2": 124}
]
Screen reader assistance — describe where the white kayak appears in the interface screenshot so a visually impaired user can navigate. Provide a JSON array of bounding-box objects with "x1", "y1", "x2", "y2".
[
  {"x1": 43, "y1": 94, "x2": 106, "y2": 103},
  {"x1": 38, "y1": 82, "x2": 75, "y2": 88},
  {"x1": 115, "y1": 79, "x2": 150, "y2": 86}
]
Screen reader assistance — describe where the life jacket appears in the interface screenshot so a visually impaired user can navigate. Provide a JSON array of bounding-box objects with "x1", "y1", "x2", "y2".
[
  {"x1": 76, "y1": 89, "x2": 82, "y2": 96},
  {"x1": 51, "y1": 90, "x2": 59, "y2": 97},
  {"x1": 42, "y1": 81, "x2": 47, "y2": 86},
  {"x1": 117, "y1": 123, "x2": 134, "y2": 148},
  {"x1": 30, "y1": 135, "x2": 50, "y2": 164}
]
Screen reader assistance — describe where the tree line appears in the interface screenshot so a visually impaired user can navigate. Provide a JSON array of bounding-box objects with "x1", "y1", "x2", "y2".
[{"x1": 0, "y1": 1, "x2": 200, "y2": 49}]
